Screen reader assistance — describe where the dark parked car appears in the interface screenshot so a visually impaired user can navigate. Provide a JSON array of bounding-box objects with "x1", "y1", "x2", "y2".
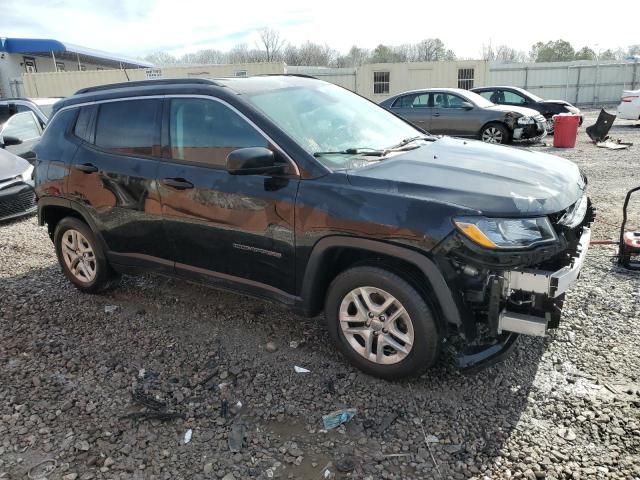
[
  {"x1": 380, "y1": 88, "x2": 547, "y2": 144},
  {"x1": 35, "y1": 77, "x2": 593, "y2": 378},
  {"x1": 0, "y1": 147, "x2": 36, "y2": 222},
  {"x1": 471, "y1": 86, "x2": 583, "y2": 132}
]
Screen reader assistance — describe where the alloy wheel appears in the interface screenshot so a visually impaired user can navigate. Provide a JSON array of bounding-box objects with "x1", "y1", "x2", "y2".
[
  {"x1": 338, "y1": 286, "x2": 414, "y2": 365},
  {"x1": 482, "y1": 127, "x2": 504, "y2": 143},
  {"x1": 61, "y1": 229, "x2": 97, "y2": 283}
]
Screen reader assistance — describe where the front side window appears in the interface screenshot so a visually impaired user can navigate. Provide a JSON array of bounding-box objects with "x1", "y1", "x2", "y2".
[
  {"x1": 1, "y1": 111, "x2": 41, "y2": 140},
  {"x1": 169, "y1": 98, "x2": 267, "y2": 167},
  {"x1": 246, "y1": 82, "x2": 421, "y2": 169},
  {"x1": 94, "y1": 99, "x2": 160, "y2": 156},
  {"x1": 477, "y1": 90, "x2": 496, "y2": 101},
  {"x1": 373, "y1": 72, "x2": 390, "y2": 94}
]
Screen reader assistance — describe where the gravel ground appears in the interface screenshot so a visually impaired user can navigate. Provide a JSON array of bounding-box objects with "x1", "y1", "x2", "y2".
[{"x1": 1, "y1": 110, "x2": 639, "y2": 480}]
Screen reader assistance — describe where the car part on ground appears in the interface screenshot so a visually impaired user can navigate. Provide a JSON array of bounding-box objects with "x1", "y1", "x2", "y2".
[
  {"x1": 471, "y1": 86, "x2": 584, "y2": 133},
  {"x1": 618, "y1": 186, "x2": 640, "y2": 271},
  {"x1": 36, "y1": 76, "x2": 592, "y2": 378},
  {"x1": 586, "y1": 109, "x2": 617, "y2": 142},
  {"x1": 0, "y1": 147, "x2": 36, "y2": 222},
  {"x1": 379, "y1": 88, "x2": 547, "y2": 145}
]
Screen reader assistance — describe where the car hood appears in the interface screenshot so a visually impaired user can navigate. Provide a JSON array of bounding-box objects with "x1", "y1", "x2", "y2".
[
  {"x1": 0, "y1": 148, "x2": 30, "y2": 180},
  {"x1": 346, "y1": 136, "x2": 586, "y2": 216},
  {"x1": 487, "y1": 104, "x2": 541, "y2": 117}
]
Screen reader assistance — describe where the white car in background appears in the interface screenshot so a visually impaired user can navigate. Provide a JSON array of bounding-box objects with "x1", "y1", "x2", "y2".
[{"x1": 617, "y1": 89, "x2": 640, "y2": 121}]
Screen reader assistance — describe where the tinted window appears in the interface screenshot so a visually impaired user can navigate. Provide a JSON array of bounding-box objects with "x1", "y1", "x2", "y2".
[
  {"x1": 169, "y1": 98, "x2": 267, "y2": 167},
  {"x1": 74, "y1": 106, "x2": 93, "y2": 142},
  {"x1": 95, "y1": 99, "x2": 160, "y2": 156},
  {"x1": 0, "y1": 105, "x2": 10, "y2": 124}
]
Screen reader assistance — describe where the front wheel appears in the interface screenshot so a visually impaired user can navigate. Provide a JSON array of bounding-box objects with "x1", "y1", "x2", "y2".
[
  {"x1": 54, "y1": 217, "x2": 119, "y2": 293},
  {"x1": 325, "y1": 266, "x2": 440, "y2": 379},
  {"x1": 481, "y1": 123, "x2": 510, "y2": 144}
]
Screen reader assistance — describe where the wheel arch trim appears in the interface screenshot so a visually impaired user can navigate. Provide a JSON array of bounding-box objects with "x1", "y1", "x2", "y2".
[{"x1": 300, "y1": 236, "x2": 462, "y2": 328}]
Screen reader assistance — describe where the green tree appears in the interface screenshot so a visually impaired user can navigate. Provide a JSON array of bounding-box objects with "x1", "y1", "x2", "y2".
[
  {"x1": 530, "y1": 40, "x2": 575, "y2": 62},
  {"x1": 574, "y1": 46, "x2": 596, "y2": 60}
]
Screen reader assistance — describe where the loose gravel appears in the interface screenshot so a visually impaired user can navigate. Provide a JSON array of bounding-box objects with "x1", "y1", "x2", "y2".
[{"x1": 1, "y1": 110, "x2": 639, "y2": 480}]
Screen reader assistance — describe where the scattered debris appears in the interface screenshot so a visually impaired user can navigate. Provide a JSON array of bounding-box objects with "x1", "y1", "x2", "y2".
[
  {"x1": 104, "y1": 305, "x2": 119, "y2": 314},
  {"x1": 596, "y1": 139, "x2": 633, "y2": 150},
  {"x1": 184, "y1": 429, "x2": 193, "y2": 444},
  {"x1": 335, "y1": 457, "x2": 356, "y2": 473},
  {"x1": 27, "y1": 458, "x2": 57, "y2": 479},
  {"x1": 294, "y1": 366, "x2": 310, "y2": 373},
  {"x1": 132, "y1": 387, "x2": 166, "y2": 410},
  {"x1": 319, "y1": 463, "x2": 335, "y2": 479},
  {"x1": 557, "y1": 427, "x2": 577, "y2": 441},
  {"x1": 265, "y1": 341, "x2": 278, "y2": 353},
  {"x1": 220, "y1": 399, "x2": 229, "y2": 418},
  {"x1": 322, "y1": 408, "x2": 356, "y2": 430},
  {"x1": 289, "y1": 340, "x2": 299, "y2": 348},
  {"x1": 586, "y1": 109, "x2": 616, "y2": 142},
  {"x1": 228, "y1": 421, "x2": 246, "y2": 452},
  {"x1": 425, "y1": 434, "x2": 440, "y2": 443}
]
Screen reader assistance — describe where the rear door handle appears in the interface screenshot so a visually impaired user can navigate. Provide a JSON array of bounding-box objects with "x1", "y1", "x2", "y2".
[
  {"x1": 76, "y1": 163, "x2": 98, "y2": 173},
  {"x1": 433, "y1": 113, "x2": 441, "y2": 117},
  {"x1": 161, "y1": 177, "x2": 194, "y2": 190}
]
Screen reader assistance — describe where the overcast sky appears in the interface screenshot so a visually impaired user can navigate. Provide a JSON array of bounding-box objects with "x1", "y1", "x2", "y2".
[{"x1": 0, "y1": 0, "x2": 636, "y2": 59}]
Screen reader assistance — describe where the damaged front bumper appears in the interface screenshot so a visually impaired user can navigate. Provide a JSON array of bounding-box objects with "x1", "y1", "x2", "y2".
[
  {"x1": 512, "y1": 120, "x2": 548, "y2": 142},
  {"x1": 453, "y1": 226, "x2": 591, "y2": 370}
]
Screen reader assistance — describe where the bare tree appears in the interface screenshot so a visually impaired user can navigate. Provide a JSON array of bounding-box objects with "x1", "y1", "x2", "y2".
[{"x1": 257, "y1": 27, "x2": 285, "y2": 62}]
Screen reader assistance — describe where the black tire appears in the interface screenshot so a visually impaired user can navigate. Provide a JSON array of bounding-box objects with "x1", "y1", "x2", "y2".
[
  {"x1": 480, "y1": 122, "x2": 510, "y2": 144},
  {"x1": 54, "y1": 217, "x2": 119, "y2": 293},
  {"x1": 325, "y1": 266, "x2": 440, "y2": 379}
]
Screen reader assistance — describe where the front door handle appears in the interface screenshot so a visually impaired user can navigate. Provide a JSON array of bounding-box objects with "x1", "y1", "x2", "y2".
[
  {"x1": 76, "y1": 163, "x2": 98, "y2": 173},
  {"x1": 432, "y1": 113, "x2": 441, "y2": 117},
  {"x1": 161, "y1": 177, "x2": 194, "y2": 190}
]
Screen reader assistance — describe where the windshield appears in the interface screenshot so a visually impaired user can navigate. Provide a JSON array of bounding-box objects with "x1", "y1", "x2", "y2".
[
  {"x1": 459, "y1": 90, "x2": 495, "y2": 108},
  {"x1": 245, "y1": 83, "x2": 422, "y2": 168},
  {"x1": 37, "y1": 104, "x2": 54, "y2": 119}
]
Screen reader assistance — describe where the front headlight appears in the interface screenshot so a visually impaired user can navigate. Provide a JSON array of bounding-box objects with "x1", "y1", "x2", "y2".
[
  {"x1": 454, "y1": 216, "x2": 557, "y2": 249},
  {"x1": 558, "y1": 194, "x2": 588, "y2": 229},
  {"x1": 21, "y1": 164, "x2": 34, "y2": 181},
  {"x1": 517, "y1": 116, "x2": 535, "y2": 125}
]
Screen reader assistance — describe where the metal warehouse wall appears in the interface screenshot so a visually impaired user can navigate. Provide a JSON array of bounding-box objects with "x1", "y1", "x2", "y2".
[
  {"x1": 22, "y1": 62, "x2": 286, "y2": 97},
  {"x1": 489, "y1": 61, "x2": 639, "y2": 106}
]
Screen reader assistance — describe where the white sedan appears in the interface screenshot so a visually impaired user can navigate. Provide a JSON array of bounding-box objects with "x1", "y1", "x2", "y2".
[{"x1": 617, "y1": 89, "x2": 640, "y2": 121}]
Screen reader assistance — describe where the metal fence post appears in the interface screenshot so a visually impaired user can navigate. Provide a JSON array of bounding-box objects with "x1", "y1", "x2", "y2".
[
  {"x1": 575, "y1": 67, "x2": 581, "y2": 105},
  {"x1": 633, "y1": 60, "x2": 638, "y2": 90}
]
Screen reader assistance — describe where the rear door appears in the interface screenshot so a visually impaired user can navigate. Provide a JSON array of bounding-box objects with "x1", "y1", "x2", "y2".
[
  {"x1": 430, "y1": 93, "x2": 479, "y2": 137},
  {"x1": 386, "y1": 93, "x2": 432, "y2": 131},
  {"x1": 67, "y1": 98, "x2": 170, "y2": 268},
  {"x1": 157, "y1": 96, "x2": 298, "y2": 295}
]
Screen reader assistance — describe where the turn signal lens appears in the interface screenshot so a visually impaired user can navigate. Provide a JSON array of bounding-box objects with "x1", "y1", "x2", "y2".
[{"x1": 455, "y1": 222, "x2": 498, "y2": 249}]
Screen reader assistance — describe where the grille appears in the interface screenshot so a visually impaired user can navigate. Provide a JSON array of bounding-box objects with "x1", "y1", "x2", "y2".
[{"x1": 0, "y1": 189, "x2": 36, "y2": 220}]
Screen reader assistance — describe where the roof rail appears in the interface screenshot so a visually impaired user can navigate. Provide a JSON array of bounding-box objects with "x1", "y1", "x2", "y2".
[{"x1": 74, "y1": 78, "x2": 221, "y2": 95}]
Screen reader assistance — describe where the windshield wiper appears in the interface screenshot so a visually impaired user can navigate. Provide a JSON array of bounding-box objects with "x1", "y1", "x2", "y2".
[
  {"x1": 387, "y1": 134, "x2": 434, "y2": 150},
  {"x1": 313, "y1": 143, "x2": 424, "y2": 158},
  {"x1": 313, "y1": 148, "x2": 382, "y2": 157}
]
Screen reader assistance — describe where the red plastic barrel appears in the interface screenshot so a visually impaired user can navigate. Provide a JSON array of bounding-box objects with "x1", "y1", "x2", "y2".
[{"x1": 553, "y1": 114, "x2": 580, "y2": 148}]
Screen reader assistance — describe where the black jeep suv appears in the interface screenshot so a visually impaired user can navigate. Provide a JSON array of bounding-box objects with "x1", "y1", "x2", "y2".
[{"x1": 34, "y1": 76, "x2": 594, "y2": 379}]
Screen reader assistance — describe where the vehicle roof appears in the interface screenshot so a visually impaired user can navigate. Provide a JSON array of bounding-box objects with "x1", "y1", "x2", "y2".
[
  {"x1": 390, "y1": 87, "x2": 473, "y2": 97},
  {"x1": 54, "y1": 75, "x2": 324, "y2": 112},
  {"x1": 472, "y1": 86, "x2": 530, "y2": 94}
]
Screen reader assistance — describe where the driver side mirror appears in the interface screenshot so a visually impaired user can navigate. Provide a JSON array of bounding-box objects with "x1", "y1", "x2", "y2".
[
  {"x1": 1, "y1": 135, "x2": 23, "y2": 147},
  {"x1": 226, "y1": 147, "x2": 287, "y2": 176},
  {"x1": 461, "y1": 102, "x2": 474, "y2": 110}
]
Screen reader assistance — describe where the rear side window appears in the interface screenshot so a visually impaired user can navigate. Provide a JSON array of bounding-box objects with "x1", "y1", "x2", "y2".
[
  {"x1": 95, "y1": 99, "x2": 160, "y2": 156},
  {"x1": 0, "y1": 104, "x2": 12, "y2": 124},
  {"x1": 168, "y1": 98, "x2": 267, "y2": 167},
  {"x1": 73, "y1": 106, "x2": 94, "y2": 142},
  {"x1": 477, "y1": 91, "x2": 494, "y2": 101}
]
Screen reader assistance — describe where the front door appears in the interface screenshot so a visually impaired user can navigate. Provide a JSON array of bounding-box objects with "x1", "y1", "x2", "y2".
[
  {"x1": 157, "y1": 97, "x2": 298, "y2": 295},
  {"x1": 430, "y1": 92, "x2": 478, "y2": 137}
]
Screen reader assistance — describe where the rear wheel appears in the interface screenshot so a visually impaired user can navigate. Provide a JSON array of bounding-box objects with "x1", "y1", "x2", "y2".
[
  {"x1": 481, "y1": 123, "x2": 509, "y2": 144},
  {"x1": 325, "y1": 266, "x2": 440, "y2": 379},
  {"x1": 54, "y1": 217, "x2": 119, "y2": 293}
]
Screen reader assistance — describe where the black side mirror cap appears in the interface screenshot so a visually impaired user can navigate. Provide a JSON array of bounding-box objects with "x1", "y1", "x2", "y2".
[
  {"x1": 226, "y1": 147, "x2": 286, "y2": 176},
  {"x1": 1, "y1": 135, "x2": 22, "y2": 146}
]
